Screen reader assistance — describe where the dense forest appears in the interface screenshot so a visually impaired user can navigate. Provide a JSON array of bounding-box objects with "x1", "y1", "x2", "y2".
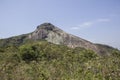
[{"x1": 0, "y1": 40, "x2": 120, "y2": 80}]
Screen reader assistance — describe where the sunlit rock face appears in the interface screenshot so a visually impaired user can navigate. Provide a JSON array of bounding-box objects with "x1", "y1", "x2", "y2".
[
  {"x1": 0, "y1": 22, "x2": 115, "y2": 55},
  {"x1": 28, "y1": 23, "x2": 99, "y2": 53}
]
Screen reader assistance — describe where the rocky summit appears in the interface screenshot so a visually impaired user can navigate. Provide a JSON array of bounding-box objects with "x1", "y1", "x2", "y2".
[
  {"x1": 0, "y1": 23, "x2": 115, "y2": 55},
  {"x1": 27, "y1": 23, "x2": 114, "y2": 55},
  {"x1": 28, "y1": 23, "x2": 99, "y2": 52}
]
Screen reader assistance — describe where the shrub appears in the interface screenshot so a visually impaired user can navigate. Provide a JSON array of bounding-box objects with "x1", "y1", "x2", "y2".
[{"x1": 19, "y1": 44, "x2": 40, "y2": 62}]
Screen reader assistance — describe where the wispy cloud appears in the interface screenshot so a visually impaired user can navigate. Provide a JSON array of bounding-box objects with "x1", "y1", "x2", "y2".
[
  {"x1": 70, "y1": 18, "x2": 110, "y2": 30},
  {"x1": 79, "y1": 21, "x2": 94, "y2": 27}
]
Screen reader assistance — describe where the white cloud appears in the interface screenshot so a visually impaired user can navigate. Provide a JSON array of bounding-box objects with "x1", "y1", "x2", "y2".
[
  {"x1": 70, "y1": 21, "x2": 94, "y2": 30},
  {"x1": 79, "y1": 22, "x2": 94, "y2": 27},
  {"x1": 70, "y1": 27, "x2": 79, "y2": 30},
  {"x1": 70, "y1": 18, "x2": 110, "y2": 30}
]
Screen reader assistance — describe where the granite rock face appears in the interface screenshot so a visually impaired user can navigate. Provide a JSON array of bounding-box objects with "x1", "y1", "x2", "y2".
[
  {"x1": 0, "y1": 23, "x2": 115, "y2": 55},
  {"x1": 28, "y1": 23, "x2": 100, "y2": 53}
]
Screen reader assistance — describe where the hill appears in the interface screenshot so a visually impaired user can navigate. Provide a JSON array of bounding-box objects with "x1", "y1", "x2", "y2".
[
  {"x1": 0, "y1": 40, "x2": 120, "y2": 80},
  {"x1": 0, "y1": 23, "x2": 120, "y2": 80},
  {"x1": 0, "y1": 23, "x2": 118, "y2": 55}
]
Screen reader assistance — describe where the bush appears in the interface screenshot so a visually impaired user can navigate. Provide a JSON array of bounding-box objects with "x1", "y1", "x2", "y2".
[{"x1": 19, "y1": 44, "x2": 40, "y2": 62}]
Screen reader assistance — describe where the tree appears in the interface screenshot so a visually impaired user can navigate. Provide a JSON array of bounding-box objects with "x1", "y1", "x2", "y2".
[{"x1": 19, "y1": 44, "x2": 40, "y2": 62}]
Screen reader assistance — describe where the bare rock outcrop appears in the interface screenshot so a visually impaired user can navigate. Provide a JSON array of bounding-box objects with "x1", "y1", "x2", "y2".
[{"x1": 28, "y1": 23, "x2": 101, "y2": 54}]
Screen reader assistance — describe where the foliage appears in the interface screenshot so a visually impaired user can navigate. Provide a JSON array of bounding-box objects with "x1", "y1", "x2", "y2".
[
  {"x1": 0, "y1": 41, "x2": 120, "y2": 80},
  {"x1": 19, "y1": 44, "x2": 40, "y2": 62}
]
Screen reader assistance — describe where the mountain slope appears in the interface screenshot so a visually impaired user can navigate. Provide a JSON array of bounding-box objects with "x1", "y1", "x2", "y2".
[
  {"x1": 0, "y1": 40, "x2": 120, "y2": 80},
  {"x1": 1, "y1": 23, "x2": 120, "y2": 80},
  {"x1": 0, "y1": 23, "x2": 117, "y2": 55}
]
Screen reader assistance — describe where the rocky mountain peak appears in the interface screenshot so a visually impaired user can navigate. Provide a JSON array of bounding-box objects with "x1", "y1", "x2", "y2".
[
  {"x1": 36, "y1": 23, "x2": 55, "y2": 31},
  {"x1": 0, "y1": 22, "x2": 116, "y2": 55},
  {"x1": 28, "y1": 23, "x2": 63, "y2": 40},
  {"x1": 28, "y1": 23, "x2": 99, "y2": 52}
]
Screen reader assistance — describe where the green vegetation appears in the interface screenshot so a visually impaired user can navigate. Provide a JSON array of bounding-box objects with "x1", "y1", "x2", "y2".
[{"x1": 0, "y1": 41, "x2": 120, "y2": 80}]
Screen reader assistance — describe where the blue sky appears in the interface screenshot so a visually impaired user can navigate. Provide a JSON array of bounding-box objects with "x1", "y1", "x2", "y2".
[{"x1": 0, "y1": 0, "x2": 120, "y2": 49}]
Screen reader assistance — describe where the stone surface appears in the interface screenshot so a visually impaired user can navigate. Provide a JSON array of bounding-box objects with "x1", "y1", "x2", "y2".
[
  {"x1": 0, "y1": 23, "x2": 115, "y2": 55},
  {"x1": 28, "y1": 23, "x2": 104, "y2": 54}
]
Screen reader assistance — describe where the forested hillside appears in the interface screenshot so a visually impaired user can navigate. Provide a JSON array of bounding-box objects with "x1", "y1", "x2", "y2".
[{"x1": 0, "y1": 40, "x2": 120, "y2": 80}]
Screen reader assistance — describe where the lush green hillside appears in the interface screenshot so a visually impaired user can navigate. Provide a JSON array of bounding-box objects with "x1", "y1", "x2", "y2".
[{"x1": 0, "y1": 41, "x2": 120, "y2": 80}]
